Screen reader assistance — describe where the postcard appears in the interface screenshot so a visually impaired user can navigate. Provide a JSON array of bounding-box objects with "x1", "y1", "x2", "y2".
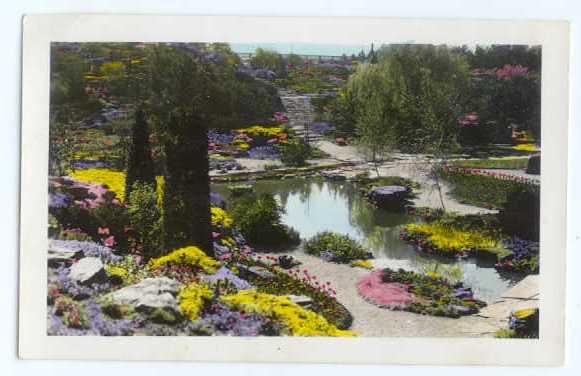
[{"x1": 19, "y1": 14, "x2": 568, "y2": 365}]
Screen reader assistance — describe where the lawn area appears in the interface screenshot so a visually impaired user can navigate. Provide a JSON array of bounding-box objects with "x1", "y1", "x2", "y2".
[
  {"x1": 439, "y1": 169, "x2": 538, "y2": 209},
  {"x1": 448, "y1": 157, "x2": 529, "y2": 170}
]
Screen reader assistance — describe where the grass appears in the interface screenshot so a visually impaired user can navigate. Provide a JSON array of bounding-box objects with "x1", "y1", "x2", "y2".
[
  {"x1": 494, "y1": 328, "x2": 517, "y2": 338},
  {"x1": 449, "y1": 157, "x2": 529, "y2": 170},
  {"x1": 439, "y1": 170, "x2": 538, "y2": 209}
]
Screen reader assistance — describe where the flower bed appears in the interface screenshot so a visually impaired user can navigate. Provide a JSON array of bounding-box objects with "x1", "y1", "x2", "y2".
[
  {"x1": 47, "y1": 238, "x2": 354, "y2": 336},
  {"x1": 357, "y1": 268, "x2": 486, "y2": 318},
  {"x1": 221, "y1": 290, "x2": 355, "y2": 336},
  {"x1": 495, "y1": 238, "x2": 539, "y2": 274},
  {"x1": 401, "y1": 222, "x2": 505, "y2": 259},
  {"x1": 231, "y1": 254, "x2": 353, "y2": 330}
]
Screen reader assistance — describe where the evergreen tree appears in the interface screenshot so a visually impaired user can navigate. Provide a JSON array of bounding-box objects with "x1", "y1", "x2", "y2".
[
  {"x1": 162, "y1": 111, "x2": 211, "y2": 253},
  {"x1": 125, "y1": 107, "x2": 155, "y2": 201}
]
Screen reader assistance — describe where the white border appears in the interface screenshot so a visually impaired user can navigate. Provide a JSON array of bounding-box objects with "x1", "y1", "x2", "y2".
[{"x1": 19, "y1": 14, "x2": 569, "y2": 365}]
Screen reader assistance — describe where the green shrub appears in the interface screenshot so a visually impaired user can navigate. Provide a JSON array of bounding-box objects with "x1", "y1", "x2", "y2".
[
  {"x1": 230, "y1": 193, "x2": 299, "y2": 247},
  {"x1": 127, "y1": 182, "x2": 163, "y2": 258},
  {"x1": 304, "y1": 231, "x2": 368, "y2": 262},
  {"x1": 498, "y1": 188, "x2": 540, "y2": 241},
  {"x1": 279, "y1": 140, "x2": 311, "y2": 167}
]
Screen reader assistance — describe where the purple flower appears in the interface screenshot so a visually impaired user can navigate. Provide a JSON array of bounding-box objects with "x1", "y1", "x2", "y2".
[
  {"x1": 191, "y1": 303, "x2": 277, "y2": 336},
  {"x1": 247, "y1": 146, "x2": 280, "y2": 160},
  {"x1": 311, "y1": 122, "x2": 333, "y2": 135},
  {"x1": 49, "y1": 192, "x2": 69, "y2": 208},
  {"x1": 48, "y1": 299, "x2": 136, "y2": 336},
  {"x1": 71, "y1": 160, "x2": 107, "y2": 169},
  {"x1": 52, "y1": 264, "x2": 111, "y2": 300},
  {"x1": 210, "y1": 192, "x2": 226, "y2": 208},
  {"x1": 204, "y1": 267, "x2": 253, "y2": 290}
]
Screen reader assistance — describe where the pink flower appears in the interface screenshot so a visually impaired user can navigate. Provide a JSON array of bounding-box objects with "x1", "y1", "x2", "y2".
[{"x1": 103, "y1": 235, "x2": 116, "y2": 247}]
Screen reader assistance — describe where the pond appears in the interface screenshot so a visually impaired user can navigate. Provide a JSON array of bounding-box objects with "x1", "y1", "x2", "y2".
[{"x1": 214, "y1": 178, "x2": 521, "y2": 302}]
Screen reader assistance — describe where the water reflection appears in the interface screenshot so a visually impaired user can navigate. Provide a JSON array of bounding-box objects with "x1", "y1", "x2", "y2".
[{"x1": 213, "y1": 178, "x2": 519, "y2": 302}]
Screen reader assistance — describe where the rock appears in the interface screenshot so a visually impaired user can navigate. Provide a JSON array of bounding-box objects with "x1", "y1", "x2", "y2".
[
  {"x1": 526, "y1": 154, "x2": 540, "y2": 175},
  {"x1": 48, "y1": 243, "x2": 83, "y2": 268},
  {"x1": 321, "y1": 169, "x2": 347, "y2": 181},
  {"x1": 237, "y1": 264, "x2": 275, "y2": 279},
  {"x1": 447, "y1": 305, "x2": 476, "y2": 315},
  {"x1": 68, "y1": 257, "x2": 107, "y2": 285},
  {"x1": 368, "y1": 185, "x2": 411, "y2": 212},
  {"x1": 320, "y1": 251, "x2": 336, "y2": 262},
  {"x1": 108, "y1": 277, "x2": 180, "y2": 313},
  {"x1": 287, "y1": 294, "x2": 312, "y2": 307},
  {"x1": 278, "y1": 255, "x2": 300, "y2": 269}
]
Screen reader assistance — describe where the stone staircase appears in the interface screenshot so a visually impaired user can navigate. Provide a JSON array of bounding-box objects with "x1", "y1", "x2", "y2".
[{"x1": 278, "y1": 88, "x2": 322, "y2": 145}]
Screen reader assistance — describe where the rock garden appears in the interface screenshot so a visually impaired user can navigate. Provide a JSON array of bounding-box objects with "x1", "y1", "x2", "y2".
[{"x1": 47, "y1": 42, "x2": 543, "y2": 338}]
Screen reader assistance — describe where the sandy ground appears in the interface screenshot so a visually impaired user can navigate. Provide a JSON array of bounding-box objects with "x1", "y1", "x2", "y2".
[{"x1": 268, "y1": 248, "x2": 501, "y2": 337}]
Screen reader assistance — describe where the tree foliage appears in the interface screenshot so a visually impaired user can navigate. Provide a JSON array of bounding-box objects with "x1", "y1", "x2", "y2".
[
  {"x1": 125, "y1": 107, "x2": 155, "y2": 201},
  {"x1": 339, "y1": 44, "x2": 470, "y2": 154},
  {"x1": 250, "y1": 48, "x2": 287, "y2": 77}
]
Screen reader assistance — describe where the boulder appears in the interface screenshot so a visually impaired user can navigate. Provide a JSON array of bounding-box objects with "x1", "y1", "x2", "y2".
[
  {"x1": 68, "y1": 257, "x2": 107, "y2": 285},
  {"x1": 367, "y1": 185, "x2": 411, "y2": 212},
  {"x1": 108, "y1": 277, "x2": 180, "y2": 313},
  {"x1": 237, "y1": 264, "x2": 275, "y2": 279},
  {"x1": 526, "y1": 154, "x2": 540, "y2": 175},
  {"x1": 48, "y1": 242, "x2": 83, "y2": 268}
]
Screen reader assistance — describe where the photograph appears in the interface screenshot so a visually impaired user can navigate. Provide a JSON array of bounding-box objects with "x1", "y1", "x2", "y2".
[{"x1": 46, "y1": 40, "x2": 542, "y2": 339}]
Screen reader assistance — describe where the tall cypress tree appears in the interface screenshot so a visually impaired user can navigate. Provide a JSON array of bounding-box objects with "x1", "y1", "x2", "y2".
[
  {"x1": 162, "y1": 111, "x2": 212, "y2": 254},
  {"x1": 125, "y1": 107, "x2": 155, "y2": 201}
]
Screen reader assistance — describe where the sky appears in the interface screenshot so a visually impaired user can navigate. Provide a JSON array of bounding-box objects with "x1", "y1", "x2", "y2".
[{"x1": 230, "y1": 42, "x2": 374, "y2": 56}]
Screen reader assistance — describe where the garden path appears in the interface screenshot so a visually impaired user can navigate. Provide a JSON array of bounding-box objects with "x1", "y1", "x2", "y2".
[{"x1": 268, "y1": 249, "x2": 501, "y2": 337}]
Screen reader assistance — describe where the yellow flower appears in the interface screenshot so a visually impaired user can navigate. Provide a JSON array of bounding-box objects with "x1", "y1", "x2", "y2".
[
  {"x1": 349, "y1": 259, "x2": 373, "y2": 270},
  {"x1": 104, "y1": 265, "x2": 129, "y2": 280},
  {"x1": 147, "y1": 246, "x2": 219, "y2": 274},
  {"x1": 211, "y1": 207, "x2": 233, "y2": 228},
  {"x1": 221, "y1": 290, "x2": 356, "y2": 337},
  {"x1": 237, "y1": 125, "x2": 284, "y2": 138},
  {"x1": 69, "y1": 168, "x2": 165, "y2": 204},
  {"x1": 179, "y1": 283, "x2": 213, "y2": 320},
  {"x1": 405, "y1": 223, "x2": 498, "y2": 253},
  {"x1": 70, "y1": 168, "x2": 127, "y2": 201},
  {"x1": 220, "y1": 236, "x2": 235, "y2": 247},
  {"x1": 513, "y1": 143, "x2": 538, "y2": 152}
]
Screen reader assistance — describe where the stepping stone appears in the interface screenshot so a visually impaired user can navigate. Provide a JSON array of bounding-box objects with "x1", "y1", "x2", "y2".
[{"x1": 501, "y1": 275, "x2": 539, "y2": 300}]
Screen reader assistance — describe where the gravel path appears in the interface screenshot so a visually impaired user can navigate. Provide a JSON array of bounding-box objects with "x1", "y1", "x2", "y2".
[{"x1": 270, "y1": 248, "x2": 499, "y2": 337}]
